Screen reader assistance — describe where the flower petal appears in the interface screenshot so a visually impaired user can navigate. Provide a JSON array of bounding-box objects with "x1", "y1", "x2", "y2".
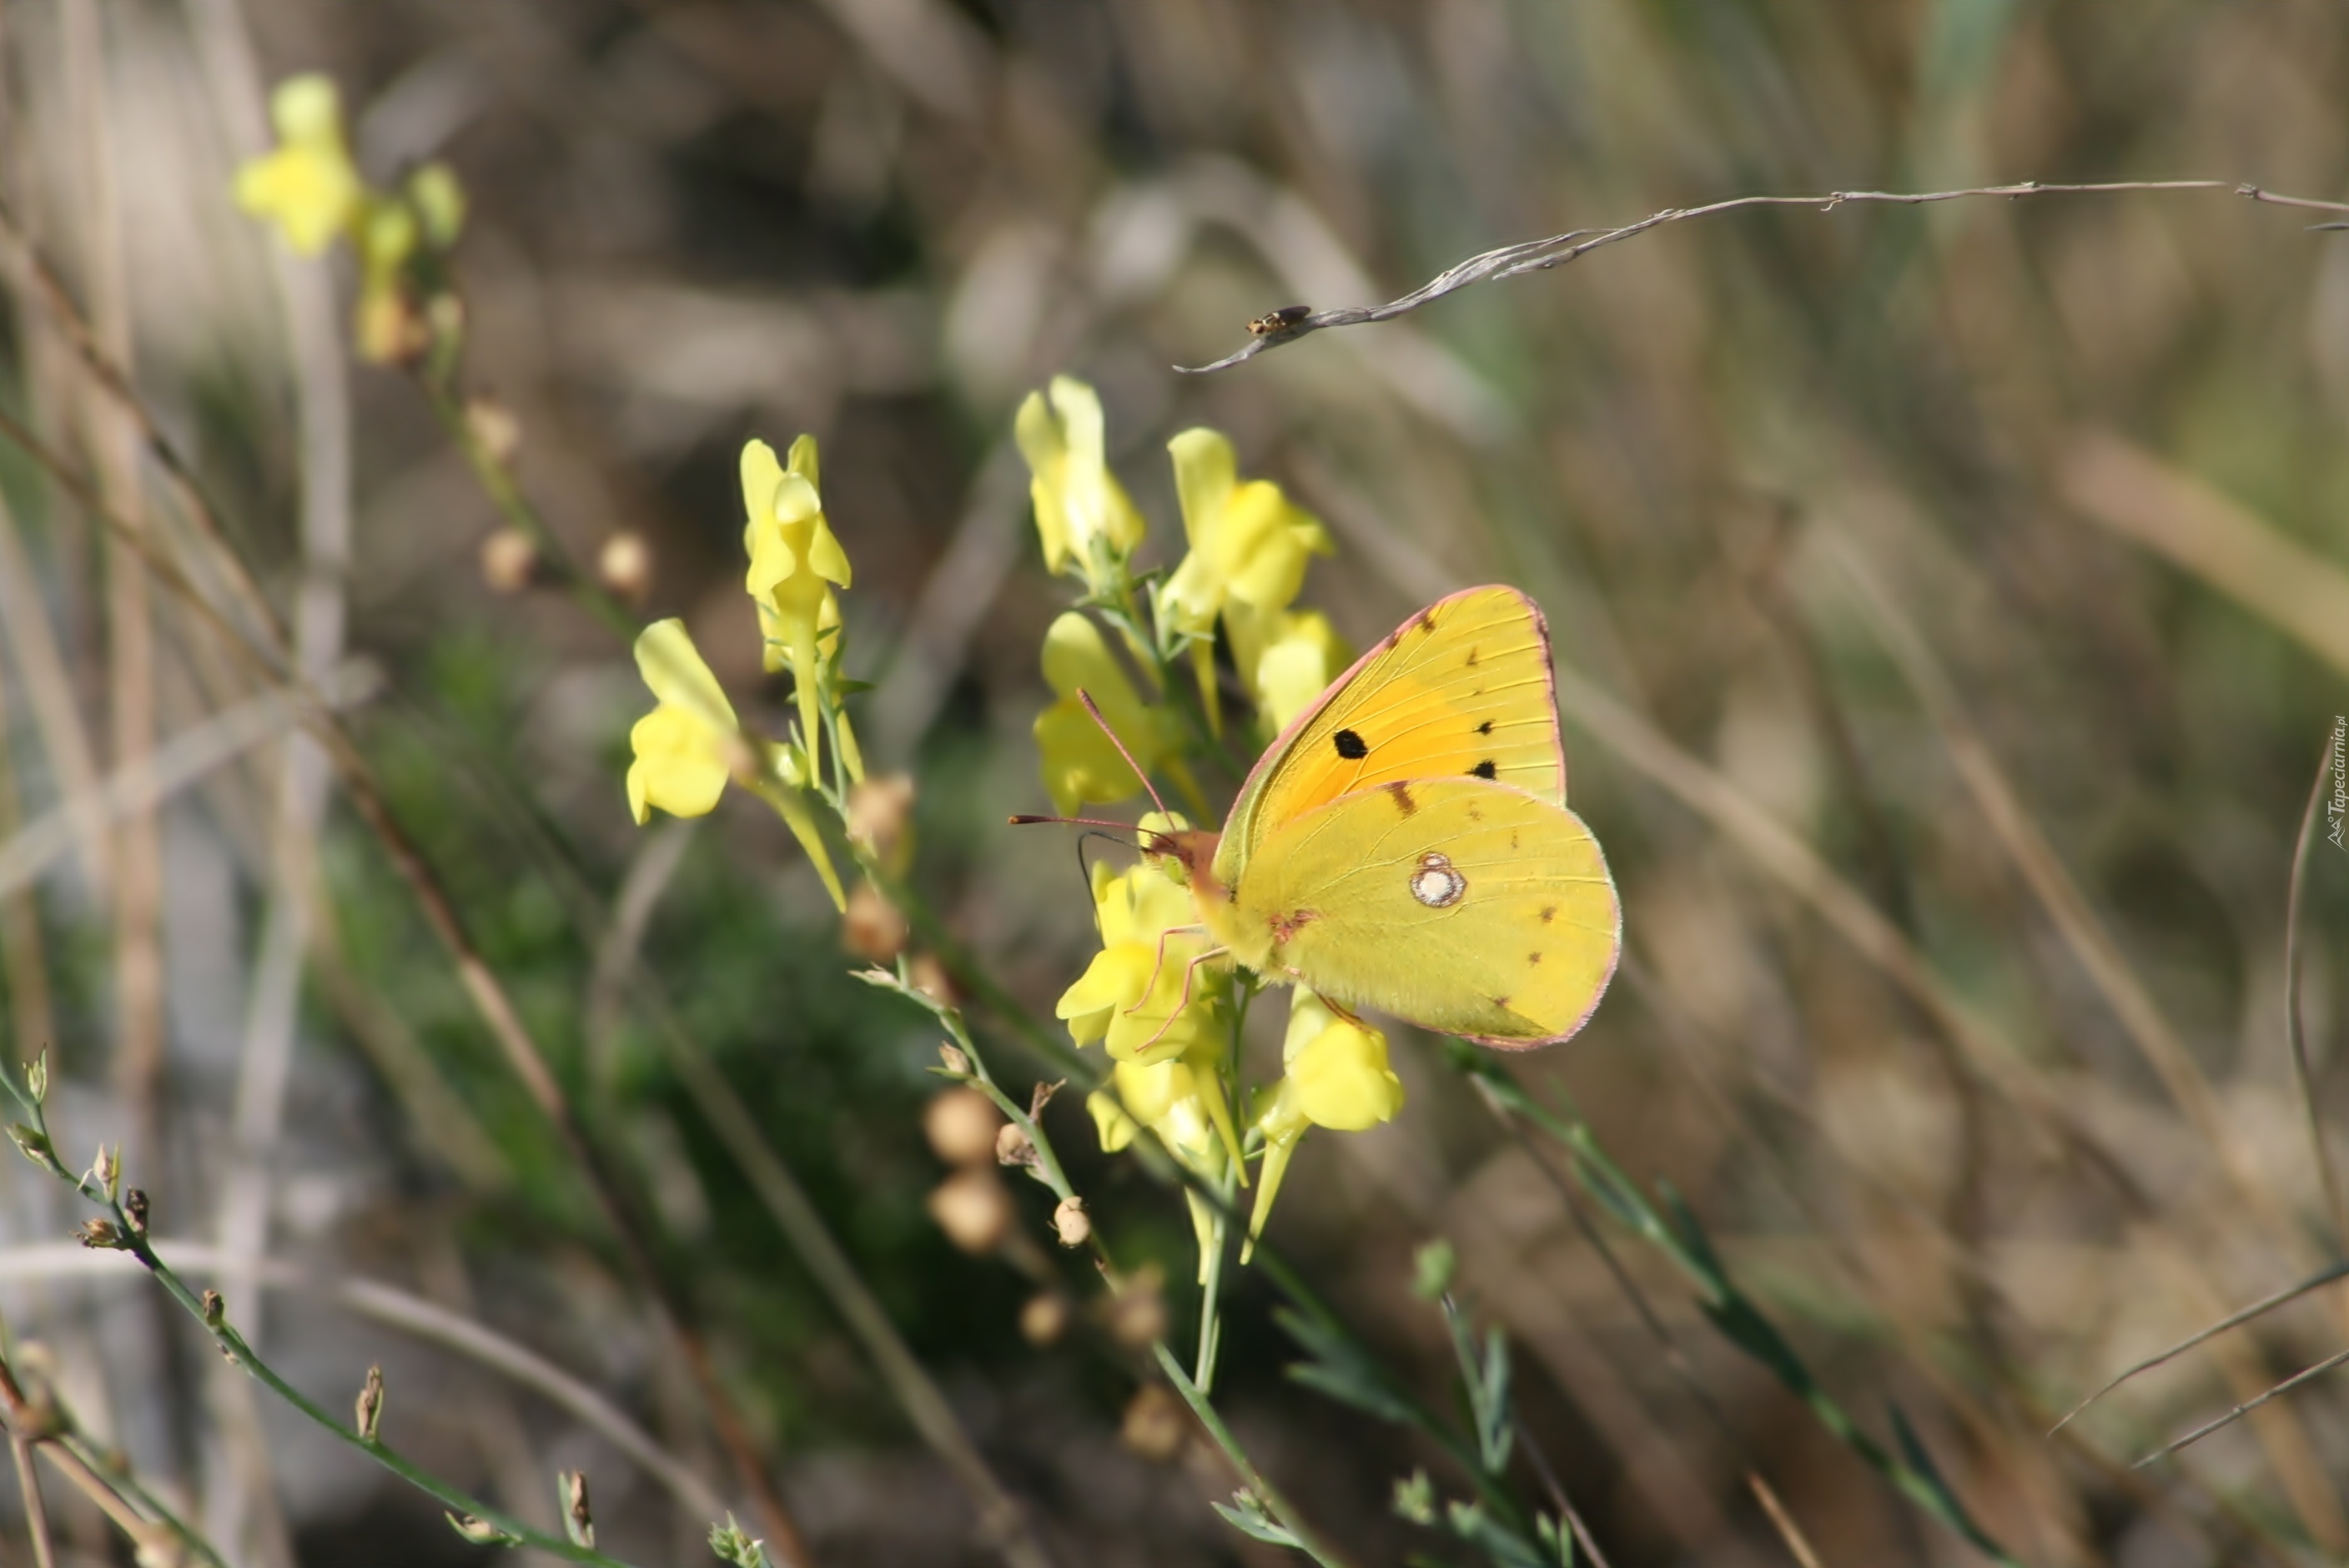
[
  {"x1": 1168, "y1": 428, "x2": 1237, "y2": 550},
  {"x1": 631, "y1": 620, "x2": 736, "y2": 731},
  {"x1": 1283, "y1": 993, "x2": 1404, "y2": 1131},
  {"x1": 626, "y1": 705, "x2": 731, "y2": 822}
]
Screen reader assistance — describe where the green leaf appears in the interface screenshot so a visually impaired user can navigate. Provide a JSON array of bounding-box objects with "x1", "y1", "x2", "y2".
[
  {"x1": 1213, "y1": 1490, "x2": 1303, "y2": 1548},
  {"x1": 1393, "y1": 1469, "x2": 1437, "y2": 1525},
  {"x1": 1277, "y1": 1307, "x2": 1417, "y2": 1424}
]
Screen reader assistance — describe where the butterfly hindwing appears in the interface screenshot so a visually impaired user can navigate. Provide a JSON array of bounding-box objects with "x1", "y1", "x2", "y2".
[
  {"x1": 1235, "y1": 777, "x2": 1618, "y2": 1048},
  {"x1": 1214, "y1": 586, "x2": 1565, "y2": 888}
]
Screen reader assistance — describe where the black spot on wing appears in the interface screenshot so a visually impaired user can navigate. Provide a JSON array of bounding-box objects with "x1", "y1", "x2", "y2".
[
  {"x1": 1476, "y1": 720, "x2": 1493, "y2": 735},
  {"x1": 1470, "y1": 760, "x2": 1497, "y2": 780},
  {"x1": 1538, "y1": 906, "x2": 1556, "y2": 922},
  {"x1": 1333, "y1": 728, "x2": 1368, "y2": 759}
]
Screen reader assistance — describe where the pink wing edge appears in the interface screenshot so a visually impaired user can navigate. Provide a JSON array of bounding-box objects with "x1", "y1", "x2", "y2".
[{"x1": 1462, "y1": 818, "x2": 1624, "y2": 1052}]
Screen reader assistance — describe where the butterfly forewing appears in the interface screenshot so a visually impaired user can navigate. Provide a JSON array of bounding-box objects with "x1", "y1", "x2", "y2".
[
  {"x1": 1237, "y1": 778, "x2": 1619, "y2": 1048},
  {"x1": 1215, "y1": 586, "x2": 1566, "y2": 888}
]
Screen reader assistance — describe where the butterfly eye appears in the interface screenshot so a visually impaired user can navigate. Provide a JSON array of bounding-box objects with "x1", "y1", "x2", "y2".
[{"x1": 1410, "y1": 852, "x2": 1466, "y2": 908}]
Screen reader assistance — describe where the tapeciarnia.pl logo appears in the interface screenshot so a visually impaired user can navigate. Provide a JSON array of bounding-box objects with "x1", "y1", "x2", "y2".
[{"x1": 2331, "y1": 715, "x2": 2346, "y2": 852}]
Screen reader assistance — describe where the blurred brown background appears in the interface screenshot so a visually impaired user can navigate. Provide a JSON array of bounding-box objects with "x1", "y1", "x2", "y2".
[{"x1": 3, "y1": 0, "x2": 2349, "y2": 1564}]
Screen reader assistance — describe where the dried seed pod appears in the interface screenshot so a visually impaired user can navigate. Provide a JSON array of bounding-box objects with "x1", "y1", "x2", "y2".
[
  {"x1": 928, "y1": 1169, "x2": 1013, "y2": 1254},
  {"x1": 994, "y1": 1122, "x2": 1038, "y2": 1168},
  {"x1": 923, "y1": 1088, "x2": 1001, "y2": 1166}
]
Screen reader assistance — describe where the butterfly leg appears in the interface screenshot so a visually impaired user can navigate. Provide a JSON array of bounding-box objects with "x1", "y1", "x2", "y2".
[
  {"x1": 1123, "y1": 923, "x2": 1210, "y2": 1016},
  {"x1": 1124, "y1": 945, "x2": 1231, "y2": 1057}
]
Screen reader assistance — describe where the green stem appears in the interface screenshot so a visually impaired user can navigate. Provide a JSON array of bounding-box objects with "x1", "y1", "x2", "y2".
[
  {"x1": 8, "y1": 1110, "x2": 639, "y2": 1566},
  {"x1": 1195, "y1": 1166, "x2": 1231, "y2": 1395},
  {"x1": 1459, "y1": 1057, "x2": 2027, "y2": 1568},
  {"x1": 1153, "y1": 1342, "x2": 1352, "y2": 1568}
]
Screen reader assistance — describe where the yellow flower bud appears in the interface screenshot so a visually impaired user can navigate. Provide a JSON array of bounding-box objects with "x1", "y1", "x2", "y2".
[
  {"x1": 406, "y1": 162, "x2": 466, "y2": 249},
  {"x1": 1248, "y1": 609, "x2": 1352, "y2": 736},
  {"x1": 1282, "y1": 991, "x2": 1404, "y2": 1132},
  {"x1": 1087, "y1": 1088, "x2": 1139, "y2": 1153},
  {"x1": 233, "y1": 75, "x2": 365, "y2": 257},
  {"x1": 1158, "y1": 428, "x2": 1330, "y2": 729},
  {"x1": 742, "y1": 435, "x2": 852, "y2": 775},
  {"x1": 1014, "y1": 377, "x2": 1145, "y2": 591},
  {"x1": 1244, "y1": 991, "x2": 1403, "y2": 1258},
  {"x1": 1034, "y1": 612, "x2": 1188, "y2": 816}
]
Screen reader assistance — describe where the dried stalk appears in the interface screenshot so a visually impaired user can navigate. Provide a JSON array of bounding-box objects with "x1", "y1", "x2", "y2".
[{"x1": 1182, "y1": 179, "x2": 2349, "y2": 373}]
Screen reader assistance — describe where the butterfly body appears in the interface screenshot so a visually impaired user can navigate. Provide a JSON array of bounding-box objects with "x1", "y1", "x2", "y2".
[{"x1": 1168, "y1": 585, "x2": 1620, "y2": 1049}]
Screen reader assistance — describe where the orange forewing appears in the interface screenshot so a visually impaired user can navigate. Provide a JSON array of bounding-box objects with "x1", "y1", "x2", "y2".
[{"x1": 1215, "y1": 586, "x2": 1565, "y2": 887}]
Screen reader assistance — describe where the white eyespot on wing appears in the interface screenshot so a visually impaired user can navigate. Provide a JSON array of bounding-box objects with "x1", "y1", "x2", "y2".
[{"x1": 1410, "y1": 852, "x2": 1466, "y2": 908}]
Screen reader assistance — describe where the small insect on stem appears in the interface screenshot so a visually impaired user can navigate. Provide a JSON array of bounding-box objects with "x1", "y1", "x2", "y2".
[{"x1": 1248, "y1": 304, "x2": 1311, "y2": 336}]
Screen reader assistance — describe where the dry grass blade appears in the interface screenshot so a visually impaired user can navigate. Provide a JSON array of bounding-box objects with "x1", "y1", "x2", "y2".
[
  {"x1": 2284, "y1": 726, "x2": 2349, "y2": 1254},
  {"x1": 0, "y1": 489, "x2": 111, "y2": 894},
  {"x1": 1747, "y1": 1475, "x2": 1828, "y2": 1568},
  {"x1": 1827, "y1": 538, "x2": 2299, "y2": 1249},
  {"x1": 1182, "y1": 181, "x2": 2349, "y2": 371},
  {"x1": 2135, "y1": 1344, "x2": 2349, "y2": 1470},
  {"x1": 0, "y1": 1242, "x2": 728, "y2": 1520},
  {"x1": 2058, "y1": 431, "x2": 2349, "y2": 680},
  {"x1": 0, "y1": 676, "x2": 365, "y2": 902},
  {"x1": 10, "y1": 1429, "x2": 57, "y2": 1568},
  {"x1": 2051, "y1": 1261, "x2": 2349, "y2": 1435}
]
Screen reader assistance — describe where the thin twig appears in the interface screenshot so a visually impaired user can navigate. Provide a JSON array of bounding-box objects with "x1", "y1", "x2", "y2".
[
  {"x1": 3, "y1": 1099, "x2": 641, "y2": 1566},
  {"x1": 2050, "y1": 1261, "x2": 2349, "y2": 1435},
  {"x1": 0, "y1": 401, "x2": 812, "y2": 1565},
  {"x1": 0, "y1": 1336, "x2": 219, "y2": 1567},
  {"x1": 0, "y1": 1240, "x2": 727, "y2": 1520},
  {"x1": 1180, "y1": 179, "x2": 2349, "y2": 372},
  {"x1": 1511, "y1": 1417, "x2": 1612, "y2": 1568},
  {"x1": 1828, "y1": 540, "x2": 2304, "y2": 1254},
  {"x1": 2285, "y1": 721, "x2": 2349, "y2": 1254},
  {"x1": 1747, "y1": 1474, "x2": 1828, "y2": 1568},
  {"x1": 2134, "y1": 1344, "x2": 2349, "y2": 1470},
  {"x1": 8, "y1": 1432, "x2": 54, "y2": 1568}
]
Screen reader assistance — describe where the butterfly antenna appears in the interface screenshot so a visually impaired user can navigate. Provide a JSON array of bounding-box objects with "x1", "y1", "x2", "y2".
[
  {"x1": 1075, "y1": 688, "x2": 1176, "y2": 823},
  {"x1": 1005, "y1": 812, "x2": 1176, "y2": 855}
]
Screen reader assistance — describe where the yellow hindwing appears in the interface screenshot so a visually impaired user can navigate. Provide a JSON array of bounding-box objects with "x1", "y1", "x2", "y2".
[{"x1": 1234, "y1": 777, "x2": 1618, "y2": 1048}]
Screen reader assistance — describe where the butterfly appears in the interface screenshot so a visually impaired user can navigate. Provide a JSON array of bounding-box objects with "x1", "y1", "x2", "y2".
[{"x1": 1154, "y1": 585, "x2": 1621, "y2": 1048}]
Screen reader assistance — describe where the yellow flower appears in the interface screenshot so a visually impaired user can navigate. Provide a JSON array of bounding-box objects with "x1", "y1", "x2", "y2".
[
  {"x1": 626, "y1": 619, "x2": 845, "y2": 909},
  {"x1": 1088, "y1": 1053, "x2": 1242, "y2": 1278},
  {"x1": 1158, "y1": 429, "x2": 1330, "y2": 731},
  {"x1": 233, "y1": 75, "x2": 365, "y2": 257},
  {"x1": 1244, "y1": 608, "x2": 1351, "y2": 737},
  {"x1": 1015, "y1": 377, "x2": 1145, "y2": 592},
  {"x1": 1034, "y1": 612, "x2": 1190, "y2": 817},
  {"x1": 1245, "y1": 991, "x2": 1404, "y2": 1257},
  {"x1": 626, "y1": 619, "x2": 744, "y2": 825},
  {"x1": 742, "y1": 436, "x2": 855, "y2": 781},
  {"x1": 1056, "y1": 822, "x2": 1226, "y2": 1063}
]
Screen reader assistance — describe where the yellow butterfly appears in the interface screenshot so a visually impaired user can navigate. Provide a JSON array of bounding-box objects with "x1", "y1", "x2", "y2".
[{"x1": 1156, "y1": 585, "x2": 1621, "y2": 1048}]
